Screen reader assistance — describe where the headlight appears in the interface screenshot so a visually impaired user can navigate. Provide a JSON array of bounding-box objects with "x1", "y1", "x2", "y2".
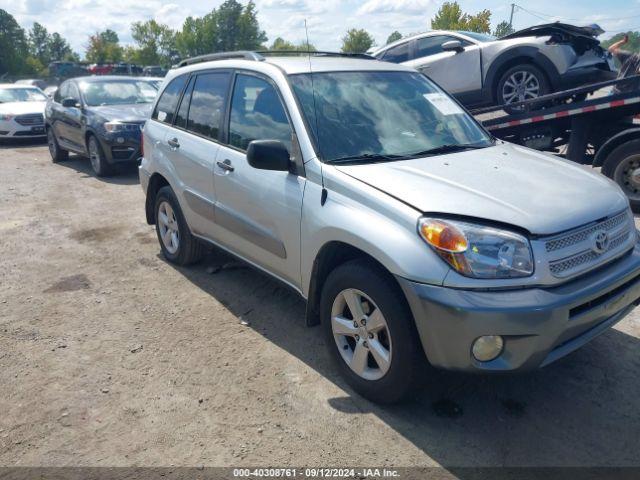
[
  {"x1": 0, "y1": 114, "x2": 14, "y2": 121},
  {"x1": 104, "y1": 121, "x2": 141, "y2": 133},
  {"x1": 418, "y1": 217, "x2": 534, "y2": 278}
]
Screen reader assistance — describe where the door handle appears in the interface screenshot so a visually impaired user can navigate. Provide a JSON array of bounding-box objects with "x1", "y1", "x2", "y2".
[
  {"x1": 167, "y1": 137, "x2": 180, "y2": 149},
  {"x1": 217, "y1": 159, "x2": 234, "y2": 172}
]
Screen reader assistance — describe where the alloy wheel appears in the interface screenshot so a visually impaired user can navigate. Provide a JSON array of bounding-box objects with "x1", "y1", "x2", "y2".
[
  {"x1": 88, "y1": 137, "x2": 100, "y2": 172},
  {"x1": 502, "y1": 70, "x2": 540, "y2": 105},
  {"x1": 157, "y1": 201, "x2": 180, "y2": 254},
  {"x1": 331, "y1": 288, "x2": 392, "y2": 381},
  {"x1": 47, "y1": 129, "x2": 57, "y2": 159}
]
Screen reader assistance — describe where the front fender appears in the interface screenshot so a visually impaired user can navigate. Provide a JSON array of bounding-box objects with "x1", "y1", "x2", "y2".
[{"x1": 300, "y1": 166, "x2": 451, "y2": 298}]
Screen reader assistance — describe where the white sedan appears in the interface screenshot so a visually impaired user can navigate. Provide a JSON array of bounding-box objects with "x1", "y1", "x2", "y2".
[{"x1": 0, "y1": 84, "x2": 48, "y2": 139}]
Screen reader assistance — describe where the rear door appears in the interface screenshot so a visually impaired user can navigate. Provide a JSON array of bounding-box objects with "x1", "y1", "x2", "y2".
[
  {"x1": 165, "y1": 70, "x2": 231, "y2": 238},
  {"x1": 212, "y1": 72, "x2": 305, "y2": 287},
  {"x1": 408, "y1": 34, "x2": 482, "y2": 95}
]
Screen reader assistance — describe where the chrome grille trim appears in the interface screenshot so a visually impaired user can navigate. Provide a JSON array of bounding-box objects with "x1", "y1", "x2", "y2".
[
  {"x1": 15, "y1": 113, "x2": 44, "y2": 126},
  {"x1": 545, "y1": 211, "x2": 628, "y2": 252},
  {"x1": 549, "y1": 231, "x2": 631, "y2": 277}
]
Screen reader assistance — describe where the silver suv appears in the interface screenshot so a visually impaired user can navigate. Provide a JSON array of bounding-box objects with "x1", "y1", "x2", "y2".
[{"x1": 140, "y1": 51, "x2": 640, "y2": 404}]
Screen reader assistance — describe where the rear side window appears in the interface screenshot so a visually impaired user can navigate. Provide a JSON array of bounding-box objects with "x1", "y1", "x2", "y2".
[
  {"x1": 152, "y1": 75, "x2": 188, "y2": 124},
  {"x1": 381, "y1": 42, "x2": 410, "y2": 63},
  {"x1": 186, "y1": 72, "x2": 230, "y2": 140},
  {"x1": 229, "y1": 74, "x2": 293, "y2": 152},
  {"x1": 174, "y1": 77, "x2": 195, "y2": 129}
]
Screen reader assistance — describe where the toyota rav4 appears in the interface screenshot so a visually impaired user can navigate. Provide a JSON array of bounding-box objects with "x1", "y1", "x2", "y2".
[{"x1": 139, "y1": 51, "x2": 640, "y2": 403}]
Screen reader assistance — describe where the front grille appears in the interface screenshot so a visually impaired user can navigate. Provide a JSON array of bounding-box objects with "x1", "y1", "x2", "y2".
[
  {"x1": 14, "y1": 114, "x2": 44, "y2": 126},
  {"x1": 549, "y1": 231, "x2": 631, "y2": 276},
  {"x1": 544, "y1": 210, "x2": 635, "y2": 279},
  {"x1": 545, "y1": 211, "x2": 628, "y2": 252}
]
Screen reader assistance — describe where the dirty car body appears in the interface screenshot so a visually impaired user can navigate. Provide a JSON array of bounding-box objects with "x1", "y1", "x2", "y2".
[
  {"x1": 372, "y1": 23, "x2": 617, "y2": 108},
  {"x1": 139, "y1": 53, "x2": 640, "y2": 403}
]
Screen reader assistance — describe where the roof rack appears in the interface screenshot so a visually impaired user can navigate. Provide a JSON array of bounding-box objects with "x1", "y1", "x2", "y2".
[
  {"x1": 177, "y1": 51, "x2": 265, "y2": 68},
  {"x1": 258, "y1": 50, "x2": 376, "y2": 60},
  {"x1": 175, "y1": 50, "x2": 377, "y2": 68}
]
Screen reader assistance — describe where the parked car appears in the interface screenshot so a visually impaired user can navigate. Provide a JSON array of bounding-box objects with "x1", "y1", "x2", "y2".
[
  {"x1": 87, "y1": 64, "x2": 114, "y2": 76},
  {"x1": 48, "y1": 61, "x2": 87, "y2": 78},
  {"x1": 15, "y1": 78, "x2": 48, "y2": 90},
  {"x1": 112, "y1": 63, "x2": 143, "y2": 75},
  {"x1": 0, "y1": 84, "x2": 47, "y2": 139},
  {"x1": 140, "y1": 51, "x2": 640, "y2": 404},
  {"x1": 45, "y1": 76, "x2": 158, "y2": 175},
  {"x1": 143, "y1": 66, "x2": 167, "y2": 77},
  {"x1": 372, "y1": 23, "x2": 617, "y2": 108}
]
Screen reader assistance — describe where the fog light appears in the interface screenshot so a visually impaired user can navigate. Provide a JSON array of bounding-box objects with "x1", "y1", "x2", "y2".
[{"x1": 472, "y1": 335, "x2": 504, "y2": 362}]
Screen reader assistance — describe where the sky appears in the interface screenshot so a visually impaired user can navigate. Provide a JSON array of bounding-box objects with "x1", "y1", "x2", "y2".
[{"x1": 1, "y1": 0, "x2": 638, "y2": 55}]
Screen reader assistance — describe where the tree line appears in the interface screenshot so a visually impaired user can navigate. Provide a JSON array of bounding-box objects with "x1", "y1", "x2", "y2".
[{"x1": 2, "y1": 0, "x2": 632, "y2": 77}]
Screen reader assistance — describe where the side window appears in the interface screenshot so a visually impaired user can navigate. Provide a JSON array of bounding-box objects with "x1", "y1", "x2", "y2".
[
  {"x1": 152, "y1": 75, "x2": 188, "y2": 124},
  {"x1": 186, "y1": 72, "x2": 230, "y2": 140},
  {"x1": 67, "y1": 82, "x2": 80, "y2": 102},
  {"x1": 174, "y1": 77, "x2": 195, "y2": 129},
  {"x1": 381, "y1": 42, "x2": 410, "y2": 63},
  {"x1": 229, "y1": 74, "x2": 293, "y2": 152},
  {"x1": 55, "y1": 82, "x2": 68, "y2": 103},
  {"x1": 415, "y1": 35, "x2": 467, "y2": 58}
]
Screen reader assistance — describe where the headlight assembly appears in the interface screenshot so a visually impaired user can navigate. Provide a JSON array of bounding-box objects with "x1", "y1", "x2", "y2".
[
  {"x1": 418, "y1": 217, "x2": 534, "y2": 279},
  {"x1": 104, "y1": 121, "x2": 141, "y2": 133}
]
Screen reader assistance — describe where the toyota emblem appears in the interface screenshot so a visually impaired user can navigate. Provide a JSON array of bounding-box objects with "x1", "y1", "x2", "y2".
[{"x1": 591, "y1": 231, "x2": 610, "y2": 254}]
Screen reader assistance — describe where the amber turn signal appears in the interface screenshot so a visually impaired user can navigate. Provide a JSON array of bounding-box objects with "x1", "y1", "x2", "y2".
[{"x1": 419, "y1": 219, "x2": 468, "y2": 253}]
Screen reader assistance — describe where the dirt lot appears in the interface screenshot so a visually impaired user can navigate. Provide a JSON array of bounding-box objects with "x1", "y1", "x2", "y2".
[{"x1": 1, "y1": 140, "x2": 640, "y2": 470}]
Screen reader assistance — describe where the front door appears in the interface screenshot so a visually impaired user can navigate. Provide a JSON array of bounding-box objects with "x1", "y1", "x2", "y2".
[{"x1": 213, "y1": 72, "x2": 305, "y2": 288}]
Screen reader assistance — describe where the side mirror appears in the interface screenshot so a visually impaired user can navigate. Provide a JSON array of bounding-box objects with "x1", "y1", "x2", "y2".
[
  {"x1": 62, "y1": 97, "x2": 80, "y2": 108},
  {"x1": 246, "y1": 140, "x2": 290, "y2": 171},
  {"x1": 442, "y1": 40, "x2": 464, "y2": 53}
]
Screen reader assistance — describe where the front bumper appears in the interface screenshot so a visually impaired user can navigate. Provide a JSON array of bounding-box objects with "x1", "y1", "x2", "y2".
[
  {"x1": 398, "y1": 243, "x2": 640, "y2": 372},
  {"x1": 0, "y1": 120, "x2": 46, "y2": 138},
  {"x1": 98, "y1": 131, "x2": 142, "y2": 164}
]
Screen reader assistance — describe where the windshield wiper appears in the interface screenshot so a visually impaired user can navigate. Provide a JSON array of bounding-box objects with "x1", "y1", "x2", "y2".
[
  {"x1": 405, "y1": 143, "x2": 489, "y2": 158},
  {"x1": 327, "y1": 153, "x2": 406, "y2": 165}
]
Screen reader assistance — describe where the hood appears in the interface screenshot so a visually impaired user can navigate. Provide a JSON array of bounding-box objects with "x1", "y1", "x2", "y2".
[
  {"x1": 334, "y1": 143, "x2": 628, "y2": 236},
  {"x1": 501, "y1": 22, "x2": 604, "y2": 46},
  {"x1": 89, "y1": 103, "x2": 152, "y2": 122},
  {"x1": 0, "y1": 101, "x2": 46, "y2": 115}
]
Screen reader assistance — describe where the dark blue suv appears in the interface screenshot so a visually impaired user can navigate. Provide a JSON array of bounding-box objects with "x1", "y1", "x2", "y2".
[{"x1": 45, "y1": 76, "x2": 159, "y2": 176}]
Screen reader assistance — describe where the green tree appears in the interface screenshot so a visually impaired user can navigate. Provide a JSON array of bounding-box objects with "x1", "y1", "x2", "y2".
[
  {"x1": 493, "y1": 21, "x2": 514, "y2": 38},
  {"x1": 341, "y1": 28, "x2": 375, "y2": 53},
  {"x1": 236, "y1": 0, "x2": 267, "y2": 49},
  {"x1": 130, "y1": 20, "x2": 176, "y2": 65},
  {"x1": 29, "y1": 22, "x2": 51, "y2": 65},
  {"x1": 386, "y1": 31, "x2": 402, "y2": 45},
  {"x1": 431, "y1": 1, "x2": 491, "y2": 34},
  {"x1": 0, "y1": 9, "x2": 30, "y2": 75},
  {"x1": 175, "y1": 15, "x2": 217, "y2": 58},
  {"x1": 270, "y1": 37, "x2": 296, "y2": 51},
  {"x1": 85, "y1": 30, "x2": 123, "y2": 63},
  {"x1": 49, "y1": 32, "x2": 75, "y2": 61}
]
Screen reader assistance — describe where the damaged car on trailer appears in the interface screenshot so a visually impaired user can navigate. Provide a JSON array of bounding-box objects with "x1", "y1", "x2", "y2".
[{"x1": 373, "y1": 22, "x2": 617, "y2": 108}]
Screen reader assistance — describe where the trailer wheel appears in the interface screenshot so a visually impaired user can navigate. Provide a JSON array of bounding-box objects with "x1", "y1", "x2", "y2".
[{"x1": 602, "y1": 139, "x2": 640, "y2": 212}]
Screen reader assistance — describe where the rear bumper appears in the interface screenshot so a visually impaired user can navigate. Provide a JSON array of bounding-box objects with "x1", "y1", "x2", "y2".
[{"x1": 398, "y1": 243, "x2": 640, "y2": 372}]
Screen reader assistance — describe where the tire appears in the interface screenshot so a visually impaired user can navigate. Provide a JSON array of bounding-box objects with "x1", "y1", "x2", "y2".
[
  {"x1": 47, "y1": 127, "x2": 68, "y2": 163},
  {"x1": 496, "y1": 64, "x2": 549, "y2": 111},
  {"x1": 601, "y1": 139, "x2": 640, "y2": 212},
  {"x1": 87, "y1": 134, "x2": 114, "y2": 177},
  {"x1": 154, "y1": 186, "x2": 204, "y2": 266},
  {"x1": 320, "y1": 259, "x2": 425, "y2": 404}
]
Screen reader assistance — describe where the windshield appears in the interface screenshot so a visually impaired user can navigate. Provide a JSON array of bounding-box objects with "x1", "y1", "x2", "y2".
[
  {"x1": 457, "y1": 31, "x2": 496, "y2": 42},
  {"x1": 289, "y1": 71, "x2": 492, "y2": 162},
  {"x1": 80, "y1": 80, "x2": 158, "y2": 106},
  {"x1": 0, "y1": 88, "x2": 47, "y2": 103}
]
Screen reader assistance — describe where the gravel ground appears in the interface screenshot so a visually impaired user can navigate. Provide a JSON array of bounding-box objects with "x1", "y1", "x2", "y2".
[{"x1": 1, "y1": 140, "x2": 640, "y2": 470}]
